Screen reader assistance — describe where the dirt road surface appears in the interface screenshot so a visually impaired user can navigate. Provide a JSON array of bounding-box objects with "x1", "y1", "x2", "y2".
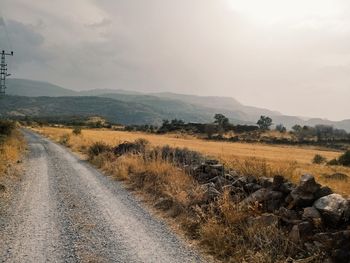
[{"x1": 0, "y1": 130, "x2": 202, "y2": 263}]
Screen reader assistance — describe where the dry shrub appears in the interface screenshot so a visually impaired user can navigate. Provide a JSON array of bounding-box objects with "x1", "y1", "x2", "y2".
[
  {"x1": 88, "y1": 141, "x2": 112, "y2": 160},
  {"x1": 72, "y1": 126, "x2": 82, "y2": 136},
  {"x1": 59, "y1": 133, "x2": 71, "y2": 146},
  {"x1": 199, "y1": 191, "x2": 296, "y2": 262}
]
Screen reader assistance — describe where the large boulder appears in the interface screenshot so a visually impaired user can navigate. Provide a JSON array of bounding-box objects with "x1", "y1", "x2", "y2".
[
  {"x1": 289, "y1": 221, "x2": 314, "y2": 243},
  {"x1": 313, "y1": 194, "x2": 350, "y2": 225},
  {"x1": 299, "y1": 174, "x2": 321, "y2": 193},
  {"x1": 287, "y1": 174, "x2": 320, "y2": 208}
]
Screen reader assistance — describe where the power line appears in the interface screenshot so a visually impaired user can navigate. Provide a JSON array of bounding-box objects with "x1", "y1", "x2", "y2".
[
  {"x1": 0, "y1": 50, "x2": 14, "y2": 95},
  {"x1": 0, "y1": 11, "x2": 14, "y2": 95}
]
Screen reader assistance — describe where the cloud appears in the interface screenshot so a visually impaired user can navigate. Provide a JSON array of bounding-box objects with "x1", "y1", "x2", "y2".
[
  {"x1": 85, "y1": 18, "x2": 112, "y2": 28},
  {"x1": 2, "y1": 0, "x2": 350, "y2": 120}
]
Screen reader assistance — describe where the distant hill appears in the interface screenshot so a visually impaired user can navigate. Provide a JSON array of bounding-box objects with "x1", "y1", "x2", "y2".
[
  {"x1": 3, "y1": 78, "x2": 350, "y2": 131},
  {"x1": 152, "y1": 92, "x2": 281, "y2": 122},
  {"x1": 7, "y1": 79, "x2": 77, "y2": 97}
]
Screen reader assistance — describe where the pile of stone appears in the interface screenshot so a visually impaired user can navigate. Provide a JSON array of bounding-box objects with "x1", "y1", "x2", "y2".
[{"x1": 186, "y1": 160, "x2": 350, "y2": 263}]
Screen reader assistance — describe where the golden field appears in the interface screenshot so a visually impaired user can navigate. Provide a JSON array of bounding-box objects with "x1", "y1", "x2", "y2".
[{"x1": 34, "y1": 126, "x2": 350, "y2": 195}]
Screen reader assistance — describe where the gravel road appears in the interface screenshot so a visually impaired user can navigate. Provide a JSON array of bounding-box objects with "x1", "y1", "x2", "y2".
[{"x1": 0, "y1": 130, "x2": 202, "y2": 263}]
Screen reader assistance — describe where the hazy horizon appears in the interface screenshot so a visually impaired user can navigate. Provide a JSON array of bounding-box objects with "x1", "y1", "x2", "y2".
[{"x1": 1, "y1": 0, "x2": 350, "y2": 120}]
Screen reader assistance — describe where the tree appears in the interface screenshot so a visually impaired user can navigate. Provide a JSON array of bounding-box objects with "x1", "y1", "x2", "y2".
[
  {"x1": 257, "y1": 116, "x2": 273, "y2": 131},
  {"x1": 214, "y1": 114, "x2": 229, "y2": 128},
  {"x1": 315, "y1": 125, "x2": 334, "y2": 142},
  {"x1": 275, "y1": 124, "x2": 286, "y2": 133},
  {"x1": 292, "y1": 124, "x2": 302, "y2": 133},
  {"x1": 205, "y1": 124, "x2": 217, "y2": 139},
  {"x1": 214, "y1": 114, "x2": 230, "y2": 135}
]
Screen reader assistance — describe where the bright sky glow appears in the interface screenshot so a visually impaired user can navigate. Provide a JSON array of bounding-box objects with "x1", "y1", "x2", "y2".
[{"x1": 228, "y1": 0, "x2": 342, "y2": 25}]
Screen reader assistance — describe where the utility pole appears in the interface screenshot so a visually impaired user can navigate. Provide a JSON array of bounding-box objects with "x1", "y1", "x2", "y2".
[{"x1": 0, "y1": 50, "x2": 14, "y2": 95}]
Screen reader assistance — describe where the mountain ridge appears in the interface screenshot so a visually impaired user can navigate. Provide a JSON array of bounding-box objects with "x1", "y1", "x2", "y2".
[{"x1": 5, "y1": 78, "x2": 350, "y2": 131}]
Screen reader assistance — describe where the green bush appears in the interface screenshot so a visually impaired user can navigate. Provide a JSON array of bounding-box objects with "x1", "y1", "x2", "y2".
[
  {"x1": 72, "y1": 126, "x2": 82, "y2": 135},
  {"x1": 338, "y1": 150, "x2": 350, "y2": 166},
  {"x1": 0, "y1": 120, "x2": 15, "y2": 136},
  {"x1": 327, "y1": 158, "x2": 339, "y2": 166},
  {"x1": 312, "y1": 154, "x2": 327, "y2": 164}
]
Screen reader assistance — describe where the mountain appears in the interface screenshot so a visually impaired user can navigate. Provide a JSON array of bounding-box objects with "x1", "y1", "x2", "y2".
[
  {"x1": 3, "y1": 78, "x2": 350, "y2": 131},
  {"x1": 7, "y1": 79, "x2": 77, "y2": 97},
  {"x1": 152, "y1": 92, "x2": 281, "y2": 122},
  {"x1": 0, "y1": 96, "x2": 183, "y2": 125}
]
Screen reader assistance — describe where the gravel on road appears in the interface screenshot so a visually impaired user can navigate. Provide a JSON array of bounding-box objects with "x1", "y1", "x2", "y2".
[{"x1": 0, "y1": 130, "x2": 202, "y2": 263}]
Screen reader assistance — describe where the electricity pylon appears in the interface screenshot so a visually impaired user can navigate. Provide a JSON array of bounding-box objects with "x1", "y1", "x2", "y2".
[{"x1": 0, "y1": 50, "x2": 14, "y2": 95}]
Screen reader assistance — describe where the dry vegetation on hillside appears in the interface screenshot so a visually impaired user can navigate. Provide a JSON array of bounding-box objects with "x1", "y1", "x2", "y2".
[{"x1": 34, "y1": 127, "x2": 350, "y2": 195}]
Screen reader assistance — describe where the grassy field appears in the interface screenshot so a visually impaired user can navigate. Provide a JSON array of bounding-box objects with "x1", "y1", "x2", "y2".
[{"x1": 34, "y1": 127, "x2": 350, "y2": 195}]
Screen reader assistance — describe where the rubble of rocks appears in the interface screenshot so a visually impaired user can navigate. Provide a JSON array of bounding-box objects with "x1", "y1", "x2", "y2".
[{"x1": 186, "y1": 160, "x2": 350, "y2": 263}]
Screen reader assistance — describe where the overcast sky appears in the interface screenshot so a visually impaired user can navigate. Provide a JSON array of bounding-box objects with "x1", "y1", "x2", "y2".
[{"x1": 1, "y1": 0, "x2": 350, "y2": 120}]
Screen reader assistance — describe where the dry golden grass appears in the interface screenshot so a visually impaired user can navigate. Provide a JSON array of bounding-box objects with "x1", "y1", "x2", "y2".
[
  {"x1": 90, "y1": 152, "x2": 307, "y2": 262},
  {"x1": 0, "y1": 130, "x2": 25, "y2": 176},
  {"x1": 33, "y1": 127, "x2": 350, "y2": 195}
]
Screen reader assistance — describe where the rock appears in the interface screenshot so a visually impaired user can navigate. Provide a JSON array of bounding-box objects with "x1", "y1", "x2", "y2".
[
  {"x1": 313, "y1": 232, "x2": 334, "y2": 248},
  {"x1": 258, "y1": 177, "x2": 274, "y2": 188},
  {"x1": 279, "y1": 182, "x2": 295, "y2": 194},
  {"x1": 303, "y1": 207, "x2": 321, "y2": 220},
  {"x1": 278, "y1": 207, "x2": 300, "y2": 225},
  {"x1": 315, "y1": 186, "x2": 333, "y2": 199},
  {"x1": 287, "y1": 175, "x2": 321, "y2": 208},
  {"x1": 205, "y1": 159, "x2": 219, "y2": 165},
  {"x1": 208, "y1": 176, "x2": 231, "y2": 189},
  {"x1": 298, "y1": 221, "x2": 314, "y2": 235},
  {"x1": 208, "y1": 164, "x2": 224, "y2": 176},
  {"x1": 314, "y1": 194, "x2": 350, "y2": 225},
  {"x1": 248, "y1": 213, "x2": 279, "y2": 227},
  {"x1": 289, "y1": 221, "x2": 313, "y2": 243},
  {"x1": 195, "y1": 171, "x2": 218, "y2": 183},
  {"x1": 246, "y1": 175, "x2": 257, "y2": 184},
  {"x1": 331, "y1": 249, "x2": 350, "y2": 263},
  {"x1": 232, "y1": 177, "x2": 248, "y2": 188},
  {"x1": 222, "y1": 185, "x2": 245, "y2": 196},
  {"x1": 272, "y1": 175, "x2": 285, "y2": 190},
  {"x1": 242, "y1": 188, "x2": 270, "y2": 203},
  {"x1": 299, "y1": 174, "x2": 321, "y2": 194},
  {"x1": 289, "y1": 225, "x2": 301, "y2": 243},
  {"x1": 289, "y1": 188, "x2": 315, "y2": 208},
  {"x1": 244, "y1": 183, "x2": 262, "y2": 193},
  {"x1": 266, "y1": 191, "x2": 284, "y2": 212},
  {"x1": 242, "y1": 188, "x2": 283, "y2": 212},
  {"x1": 223, "y1": 173, "x2": 238, "y2": 182}
]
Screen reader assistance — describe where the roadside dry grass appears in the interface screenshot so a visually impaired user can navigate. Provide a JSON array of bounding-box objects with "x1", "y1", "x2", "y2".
[
  {"x1": 34, "y1": 127, "x2": 350, "y2": 195},
  {"x1": 0, "y1": 130, "x2": 25, "y2": 177},
  {"x1": 90, "y1": 153, "x2": 302, "y2": 262}
]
